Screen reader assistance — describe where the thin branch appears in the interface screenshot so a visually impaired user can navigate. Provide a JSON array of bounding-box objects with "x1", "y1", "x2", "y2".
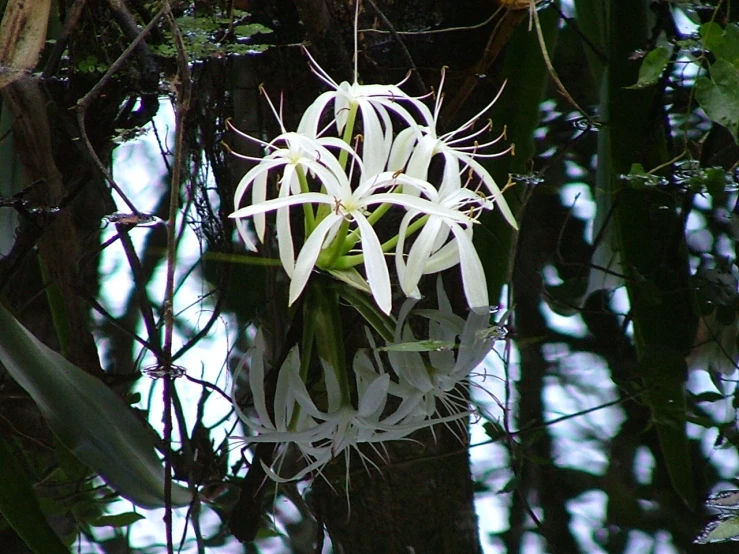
[
  {"x1": 160, "y1": 3, "x2": 193, "y2": 552},
  {"x1": 73, "y1": 7, "x2": 165, "y2": 214},
  {"x1": 363, "y1": 0, "x2": 427, "y2": 95}
]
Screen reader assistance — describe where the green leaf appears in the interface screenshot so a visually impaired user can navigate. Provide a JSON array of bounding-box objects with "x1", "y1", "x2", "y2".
[
  {"x1": 0, "y1": 437, "x2": 70, "y2": 554},
  {"x1": 695, "y1": 59, "x2": 739, "y2": 143},
  {"x1": 640, "y1": 346, "x2": 694, "y2": 507},
  {"x1": 628, "y1": 45, "x2": 672, "y2": 89},
  {"x1": 690, "y1": 391, "x2": 727, "y2": 403},
  {"x1": 377, "y1": 340, "x2": 456, "y2": 353},
  {"x1": 0, "y1": 303, "x2": 192, "y2": 508},
  {"x1": 704, "y1": 166, "x2": 729, "y2": 197},
  {"x1": 90, "y1": 512, "x2": 145, "y2": 528},
  {"x1": 695, "y1": 514, "x2": 739, "y2": 544},
  {"x1": 700, "y1": 22, "x2": 739, "y2": 68}
]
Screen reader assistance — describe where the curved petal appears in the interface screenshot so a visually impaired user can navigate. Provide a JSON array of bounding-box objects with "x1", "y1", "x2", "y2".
[
  {"x1": 406, "y1": 135, "x2": 439, "y2": 181},
  {"x1": 449, "y1": 222, "x2": 489, "y2": 309},
  {"x1": 358, "y1": 373, "x2": 390, "y2": 417},
  {"x1": 358, "y1": 101, "x2": 393, "y2": 176},
  {"x1": 388, "y1": 126, "x2": 420, "y2": 173},
  {"x1": 354, "y1": 213, "x2": 392, "y2": 314},
  {"x1": 402, "y1": 216, "x2": 444, "y2": 296},
  {"x1": 231, "y1": 192, "x2": 332, "y2": 219},
  {"x1": 460, "y1": 155, "x2": 518, "y2": 229},
  {"x1": 289, "y1": 214, "x2": 342, "y2": 305}
]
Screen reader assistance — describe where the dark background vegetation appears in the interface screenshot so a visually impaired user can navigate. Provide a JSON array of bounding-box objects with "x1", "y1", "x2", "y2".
[{"x1": 2, "y1": 0, "x2": 739, "y2": 552}]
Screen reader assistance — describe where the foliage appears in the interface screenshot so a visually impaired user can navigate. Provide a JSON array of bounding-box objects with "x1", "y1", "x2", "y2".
[
  {"x1": 151, "y1": 9, "x2": 272, "y2": 59},
  {"x1": 3, "y1": 0, "x2": 739, "y2": 552}
]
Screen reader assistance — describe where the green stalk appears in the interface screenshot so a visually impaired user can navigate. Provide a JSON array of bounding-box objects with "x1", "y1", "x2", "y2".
[
  {"x1": 334, "y1": 214, "x2": 430, "y2": 270},
  {"x1": 339, "y1": 103, "x2": 359, "y2": 168},
  {"x1": 317, "y1": 219, "x2": 350, "y2": 269},
  {"x1": 308, "y1": 283, "x2": 351, "y2": 405},
  {"x1": 296, "y1": 165, "x2": 316, "y2": 234},
  {"x1": 336, "y1": 285, "x2": 396, "y2": 343},
  {"x1": 342, "y1": 201, "x2": 393, "y2": 254}
]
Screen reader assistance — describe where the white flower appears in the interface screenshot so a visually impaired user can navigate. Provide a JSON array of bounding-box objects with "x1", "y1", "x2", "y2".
[
  {"x1": 389, "y1": 68, "x2": 518, "y2": 229},
  {"x1": 232, "y1": 332, "x2": 320, "y2": 443},
  {"x1": 381, "y1": 278, "x2": 499, "y2": 435},
  {"x1": 233, "y1": 330, "x2": 430, "y2": 485},
  {"x1": 229, "y1": 89, "x2": 360, "y2": 276},
  {"x1": 231, "y1": 171, "x2": 474, "y2": 314},
  {"x1": 395, "y1": 160, "x2": 493, "y2": 309},
  {"x1": 298, "y1": 46, "x2": 424, "y2": 175}
]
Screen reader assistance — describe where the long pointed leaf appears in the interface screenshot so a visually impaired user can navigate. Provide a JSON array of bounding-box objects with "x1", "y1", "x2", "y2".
[
  {"x1": 0, "y1": 303, "x2": 191, "y2": 508},
  {"x1": 0, "y1": 436, "x2": 69, "y2": 554}
]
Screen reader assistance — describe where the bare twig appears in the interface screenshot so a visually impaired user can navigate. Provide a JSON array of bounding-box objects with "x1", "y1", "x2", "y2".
[
  {"x1": 363, "y1": 0, "x2": 427, "y2": 95},
  {"x1": 160, "y1": 3, "x2": 193, "y2": 553},
  {"x1": 73, "y1": 8, "x2": 165, "y2": 214}
]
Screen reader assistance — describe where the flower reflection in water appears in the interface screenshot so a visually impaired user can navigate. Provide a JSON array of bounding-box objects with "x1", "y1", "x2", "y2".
[{"x1": 232, "y1": 278, "x2": 509, "y2": 495}]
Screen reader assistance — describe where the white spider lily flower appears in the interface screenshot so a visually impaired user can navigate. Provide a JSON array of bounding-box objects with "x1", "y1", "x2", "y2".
[
  {"x1": 395, "y1": 164, "x2": 493, "y2": 309},
  {"x1": 231, "y1": 171, "x2": 474, "y2": 314},
  {"x1": 229, "y1": 119, "x2": 359, "y2": 277},
  {"x1": 236, "y1": 344, "x2": 426, "y2": 484},
  {"x1": 231, "y1": 332, "x2": 320, "y2": 443},
  {"x1": 298, "y1": 46, "x2": 424, "y2": 176},
  {"x1": 382, "y1": 279, "x2": 497, "y2": 433},
  {"x1": 388, "y1": 69, "x2": 518, "y2": 229}
]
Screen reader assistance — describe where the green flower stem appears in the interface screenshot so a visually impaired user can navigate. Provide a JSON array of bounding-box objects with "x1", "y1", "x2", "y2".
[
  {"x1": 336, "y1": 285, "x2": 396, "y2": 343},
  {"x1": 198, "y1": 251, "x2": 283, "y2": 266},
  {"x1": 339, "y1": 103, "x2": 359, "y2": 168},
  {"x1": 316, "y1": 219, "x2": 350, "y2": 269},
  {"x1": 341, "y1": 201, "x2": 393, "y2": 255},
  {"x1": 308, "y1": 283, "x2": 351, "y2": 405},
  {"x1": 296, "y1": 165, "x2": 316, "y2": 234},
  {"x1": 333, "y1": 214, "x2": 430, "y2": 270}
]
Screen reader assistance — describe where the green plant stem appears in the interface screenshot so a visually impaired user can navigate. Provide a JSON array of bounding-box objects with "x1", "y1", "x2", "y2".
[
  {"x1": 334, "y1": 214, "x2": 430, "y2": 269},
  {"x1": 297, "y1": 165, "x2": 316, "y2": 234},
  {"x1": 317, "y1": 219, "x2": 350, "y2": 268}
]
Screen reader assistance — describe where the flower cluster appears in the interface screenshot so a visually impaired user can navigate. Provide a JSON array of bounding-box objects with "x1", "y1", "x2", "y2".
[
  {"x1": 231, "y1": 279, "x2": 507, "y2": 486},
  {"x1": 229, "y1": 50, "x2": 517, "y2": 315}
]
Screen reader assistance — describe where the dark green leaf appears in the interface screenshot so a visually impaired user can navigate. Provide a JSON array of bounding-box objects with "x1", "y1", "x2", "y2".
[
  {"x1": 628, "y1": 45, "x2": 672, "y2": 89},
  {"x1": 0, "y1": 437, "x2": 70, "y2": 554},
  {"x1": 0, "y1": 304, "x2": 192, "y2": 508},
  {"x1": 695, "y1": 59, "x2": 739, "y2": 143},
  {"x1": 690, "y1": 391, "x2": 727, "y2": 403},
  {"x1": 90, "y1": 512, "x2": 145, "y2": 528}
]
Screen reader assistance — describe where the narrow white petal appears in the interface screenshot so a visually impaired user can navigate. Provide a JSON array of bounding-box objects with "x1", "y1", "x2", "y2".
[
  {"x1": 403, "y1": 216, "x2": 444, "y2": 296},
  {"x1": 354, "y1": 214, "x2": 392, "y2": 314},
  {"x1": 231, "y1": 192, "x2": 332, "y2": 219},
  {"x1": 242, "y1": 331, "x2": 274, "y2": 430},
  {"x1": 388, "y1": 127, "x2": 421, "y2": 172},
  {"x1": 276, "y1": 203, "x2": 295, "y2": 277},
  {"x1": 450, "y1": 223, "x2": 489, "y2": 309},
  {"x1": 406, "y1": 135, "x2": 439, "y2": 181},
  {"x1": 253, "y1": 171, "x2": 269, "y2": 242},
  {"x1": 358, "y1": 102, "x2": 391, "y2": 175},
  {"x1": 297, "y1": 91, "x2": 336, "y2": 137},
  {"x1": 288, "y1": 214, "x2": 342, "y2": 305},
  {"x1": 463, "y1": 155, "x2": 518, "y2": 229},
  {"x1": 358, "y1": 373, "x2": 390, "y2": 417},
  {"x1": 364, "y1": 192, "x2": 472, "y2": 223},
  {"x1": 320, "y1": 358, "x2": 343, "y2": 412}
]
